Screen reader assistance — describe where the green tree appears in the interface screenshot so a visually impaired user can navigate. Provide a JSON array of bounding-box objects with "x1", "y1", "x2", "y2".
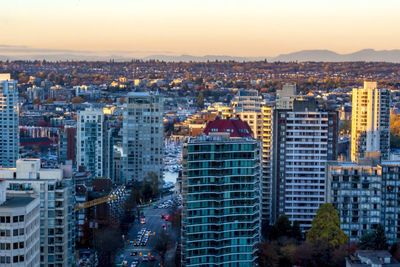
[
  {"x1": 270, "y1": 215, "x2": 292, "y2": 240},
  {"x1": 375, "y1": 224, "x2": 388, "y2": 250},
  {"x1": 197, "y1": 93, "x2": 204, "y2": 108},
  {"x1": 306, "y1": 203, "x2": 348, "y2": 247},
  {"x1": 359, "y1": 224, "x2": 388, "y2": 250}
]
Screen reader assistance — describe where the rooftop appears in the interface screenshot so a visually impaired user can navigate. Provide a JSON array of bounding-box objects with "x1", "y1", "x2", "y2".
[
  {"x1": 0, "y1": 196, "x2": 36, "y2": 209},
  {"x1": 203, "y1": 119, "x2": 253, "y2": 138}
]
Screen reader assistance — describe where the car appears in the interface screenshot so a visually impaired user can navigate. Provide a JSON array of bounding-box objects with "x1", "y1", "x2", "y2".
[
  {"x1": 149, "y1": 255, "x2": 156, "y2": 261},
  {"x1": 131, "y1": 261, "x2": 138, "y2": 267},
  {"x1": 162, "y1": 224, "x2": 166, "y2": 229},
  {"x1": 165, "y1": 215, "x2": 170, "y2": 221},
  {"x1": 160, "y1": 214, "x2": 165, "y2": 219},
  {"x1": 130, "y1": 252, "x2": 137, "y2": 256},
  {"x1": 142, "y1": 256, "x2": 149, "y2": 262}
]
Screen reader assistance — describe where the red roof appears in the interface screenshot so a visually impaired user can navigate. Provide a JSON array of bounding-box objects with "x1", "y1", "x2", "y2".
[{"x1": 203, "y1": 119, "x2": 253, "y2": 138}]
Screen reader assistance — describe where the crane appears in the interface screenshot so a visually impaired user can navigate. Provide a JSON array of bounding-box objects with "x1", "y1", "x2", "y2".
[{"x1": 75, "y1": 185, "x2": 126, "y2": 211}]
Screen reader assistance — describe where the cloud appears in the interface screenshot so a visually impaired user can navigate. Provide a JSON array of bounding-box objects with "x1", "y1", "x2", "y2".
[{"x1": 0, "y1": 44, "x2": 174, "y2": 57}]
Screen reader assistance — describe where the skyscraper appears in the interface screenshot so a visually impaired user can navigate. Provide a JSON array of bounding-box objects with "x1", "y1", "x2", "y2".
[
  {"x1": 181, "y1": 119, "x2": 261, "y2": 266},
  {"x1": 232, "y1": 90, "x2": 274, "y2": 222},
  {"x1": 272, "y1": 98, "x2": 337, "y2": 230},
  {"x1": 0, "y1": 159, "x2": 75, "y2": 267},
  {"x1": 77, "y1": 108, "x2": 105, "y2": 177},
  {"x1": 123, "y1": 92, "x2": 164, "y2": 183},
  {"x1": 351, "y1": 81, "x2": 390, "y2": 162},
  {"x1": 0, "y1": 73, "x2": 19, "y2": 168}
]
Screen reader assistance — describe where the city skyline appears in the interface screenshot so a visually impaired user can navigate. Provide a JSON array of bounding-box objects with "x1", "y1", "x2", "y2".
[{"x1": 1, "y1": 0, "x2": 400, "y2": 58}]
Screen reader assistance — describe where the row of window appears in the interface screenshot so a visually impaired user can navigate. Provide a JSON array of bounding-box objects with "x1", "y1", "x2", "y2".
[
  {"x1": 0, "y1": 242, "x2": 25, "y2": 250},
  {"x1": 0, "y1": 215, "x2": 24, "y2": 224}
]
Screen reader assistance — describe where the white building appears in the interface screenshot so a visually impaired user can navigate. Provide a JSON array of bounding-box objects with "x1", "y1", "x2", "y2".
[
  {"x1": 351, "y1": 81, "x2": 390, "y2": 162},
  {"x1": 0, "y1": 179, "x2": 40, "y2": 267},
  {"x1": 0, "y1": 159, "x2": 74, "y2": 267},
  {"x1": 272, "y1": 98, "x2": 338, "y2": 230},
  {"x1": 77, "y1": 108, "x2": 105, "y2": 177},
  {"x1": 123, "y1": 92, "x2": 164, "y2": 183},
  {"x1": 0, "y1": 74, "x2": 19, "y2": 168},
  {"x1": 276, "y1": 83, "x2": 297, "y2": 109}
]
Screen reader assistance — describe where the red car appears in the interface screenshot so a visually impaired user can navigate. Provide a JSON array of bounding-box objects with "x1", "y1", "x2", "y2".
[
  {"x1": 160, "y1": 214, "x2": 165, "y2": 219},
  {"x1": 165, "y1": 215, "x2": 170, "y2": 221}
]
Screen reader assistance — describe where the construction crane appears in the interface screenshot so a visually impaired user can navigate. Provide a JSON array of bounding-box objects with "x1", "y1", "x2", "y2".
[{"x1": 75, "y1": 186, "x2": 126, "y2": 211}]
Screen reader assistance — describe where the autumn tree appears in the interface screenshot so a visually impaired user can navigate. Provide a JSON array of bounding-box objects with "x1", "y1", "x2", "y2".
[
  {"x1": 306, "y1": 203, "x2": 348, "y2": 247},
  {"x1": 71, "y1": 96, "x2": 84, "y2": 104},
  {"x1": 197, "y1": 93, "x2": 204, "y2": 108}
]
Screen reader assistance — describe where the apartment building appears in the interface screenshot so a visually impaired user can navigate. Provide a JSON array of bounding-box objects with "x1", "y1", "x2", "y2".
[
  {"x1": 77, "y1": 108, "x2": 105, "y2": 177},
  {"x1": 351, "y1": 81, "x2": 390, "y2": 162},
  {"x1": 123, "y1": 92, "x2": 164, "y2": 183},
  {"x1": 232, "y1": 90, "x2": 274, "y2": 223},
  {"x1": 0, "y1": 74, "x2": 19, "y2": 168},
  {"x1": 181, "y1": 120, "x2": 261, "y2": 267},
  {"x1": 327, "y1": 159, "x2": 400, "y2": 244},
  {"x1": 0, "y1": 179, "x2": 40, "y2": 267},
  {"x1": 0, "y1": 159, "x2": 74, "y2": 267},
  {"x1": 272, "y1": 98, "x2": 337, "y2": 230},
  {"x1": 276, "y1": 83, "x2": 297, "y2": 109}
]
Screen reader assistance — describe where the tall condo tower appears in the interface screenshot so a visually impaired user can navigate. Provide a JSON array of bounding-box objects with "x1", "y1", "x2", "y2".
[
  {"x1": 0, "y1": 74, "x2": 19, "y2": 168},
  {"x1": 351, "y1": 81, "x2": 390, "y2": 162},
  {"x1": 123, "y1": 92, "x2": 164, "y2": 183}
]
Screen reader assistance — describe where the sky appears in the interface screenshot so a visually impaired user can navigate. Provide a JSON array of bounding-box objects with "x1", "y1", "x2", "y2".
[{"x1": 0, "y1": 0, "x2": 399, "y2": 58}]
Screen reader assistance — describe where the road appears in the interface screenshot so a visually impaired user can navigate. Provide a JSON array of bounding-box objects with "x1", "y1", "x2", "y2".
[{"x1": 117, "y1": 196, "x2": 174, "y2": 267}]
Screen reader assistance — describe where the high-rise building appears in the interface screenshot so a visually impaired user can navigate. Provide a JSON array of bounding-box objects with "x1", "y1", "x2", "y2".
[
  {"x1": 77, "y1": 108, "x2": 105, "y2": 177},
  {"x1": 58, "y1": 126, "x2": 76, "y2": 165},
  {"x1": 232, "y1": 90, "x2": 275, "y2": 222},
  {"x1": 272, "y1": 98, "x2": 337, "y2": 230},
  {"x1": 236, "y1": 105, "x2": 274, "y2": 222},
  {"x1": 181, "y1": 120, "x2": 261, "y2": 267},
  {"x1": 276, "y1": 83, "x2": 297, "y2": 109},
  {"x1": 351, "y1": 81, "x2": 390, "y2": 162},
  {"x1": 231, "y1": 89, "x2": 263, "y2": 113},
  {"x1": 0, "y1": 73, "x2": 19, "y2": 168},
  {"x1": 327, "y1": 159, "x2": 400, "y2": 244},
  {"x1": 0, "y1": 179, "x2": 40, "y2": 266},
  {"x1": 0, "y1": 159, "x2": 75, "y2": 267},
  {"x1": 123, "y1": 92, "x2": 164, "y2": 183}
]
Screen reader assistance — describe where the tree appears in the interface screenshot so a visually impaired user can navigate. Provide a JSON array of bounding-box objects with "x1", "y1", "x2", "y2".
[
  {"x1": 358, "y1": 231, "x2": 376, "y2": 250},
  {"x1": 33, "y1": 98, "x2": 41, "y2": 104},
  {"x1": 375, "y1": 224, "x2": 388, "y2": 250},
  {"x1": 93, "y1": 228, "x2": 123, "y2": 266},
  {"x1": 153, "y1": 231, "x2": 171, "y2": 265},
  {"x1": 197, "y1": 93, "x2": 204, "y2": 108},
  {"x1": 306, "y1": 203, "x2": 348, "y2": 248},
  {"x1": 44, "y1": 98, "x2": 54, "y2": 104},
  {"x1": 359, "y1": 224, "x2": 388, "y2": 250},
  {"x1": 71, "y1": 96, "x2": 84, "y2": 104},
  {"x1": 269, "y1": 215, "x2": 292, "y2": 240},
  {"x1": 255, "y1": 242, "x2": 279, "y2": 267}
]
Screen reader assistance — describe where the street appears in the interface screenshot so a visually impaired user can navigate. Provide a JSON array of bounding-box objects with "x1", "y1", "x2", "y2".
[{"x1": 117, "y1": 196, "x2": 174, "y2": 267}]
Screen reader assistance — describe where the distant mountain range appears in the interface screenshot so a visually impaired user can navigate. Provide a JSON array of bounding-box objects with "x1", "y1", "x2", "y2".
[{"x1": 2, "y1": 49, "x2": 400, "y2": 62}]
